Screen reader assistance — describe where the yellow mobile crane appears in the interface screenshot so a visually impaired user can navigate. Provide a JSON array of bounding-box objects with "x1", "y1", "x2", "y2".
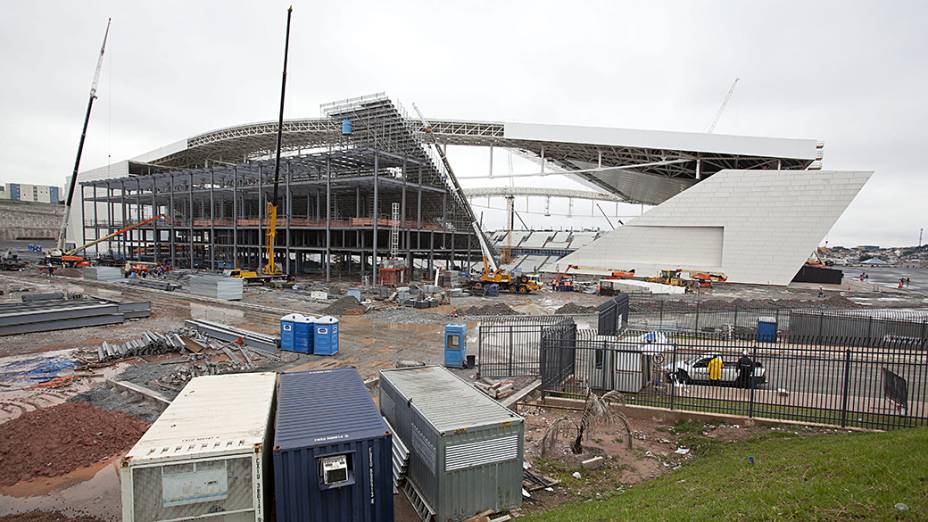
[{"x1": 260, "y1": 6, "x2": 292, "y2": 280}]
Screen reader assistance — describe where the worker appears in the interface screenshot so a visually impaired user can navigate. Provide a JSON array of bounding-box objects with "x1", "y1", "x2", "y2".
[
  {"x1": 708, "y1": 355, "x2": 723, "y2": 384},
  {"x1": 737, "y1": 350, "x2": 755, "y2": 388}
]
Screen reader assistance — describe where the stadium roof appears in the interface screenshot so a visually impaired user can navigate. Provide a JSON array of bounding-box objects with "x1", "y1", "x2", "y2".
[{"x1": 125, "y1": 94, "x2": 824, "y2": 205}]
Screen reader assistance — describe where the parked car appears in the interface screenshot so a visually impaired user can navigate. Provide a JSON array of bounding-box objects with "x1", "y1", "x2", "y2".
[{"x1": 663, "y1": 353, "x2": 766, "y2": 388}]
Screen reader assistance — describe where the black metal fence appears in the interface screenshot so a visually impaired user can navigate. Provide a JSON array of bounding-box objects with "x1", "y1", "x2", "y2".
[
  {"x1": 477, "y1": 316, "x2": 928, "y2": 430},
  {"x1": 625, "y1": 296, "x2": 928, "y2": 348}
]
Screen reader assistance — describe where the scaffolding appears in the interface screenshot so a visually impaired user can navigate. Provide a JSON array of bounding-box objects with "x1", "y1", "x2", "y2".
[{"x1": 80, "y1": 94, "x2": 479, "y2": 282}]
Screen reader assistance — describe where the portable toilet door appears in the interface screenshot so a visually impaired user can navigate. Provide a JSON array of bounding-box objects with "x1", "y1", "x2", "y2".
[
  {"x1": 293, "y1": 315, "x2": 314, "y2": 354},
  {"x1": 444, "y1": 324, "x2": 467, "y2": 368},
  {"x1": 280, "y1": 313, "x2": 303, "y2": 352},
  {"x1": 313, "y1": 316, "x2": 339, "y2": 356}
]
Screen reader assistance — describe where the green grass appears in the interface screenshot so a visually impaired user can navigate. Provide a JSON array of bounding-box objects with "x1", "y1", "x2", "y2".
[{"x1": 523, "y1": 428, "x2": 928, "y2": 521}]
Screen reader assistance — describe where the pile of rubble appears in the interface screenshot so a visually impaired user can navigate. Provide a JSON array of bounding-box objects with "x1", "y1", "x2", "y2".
[
  {"x1": 474, "y1": 377, "x2": 516, "y2": 400},
  {"x1": 461, "y1": 303, "x2": 522, "y2": 316}
]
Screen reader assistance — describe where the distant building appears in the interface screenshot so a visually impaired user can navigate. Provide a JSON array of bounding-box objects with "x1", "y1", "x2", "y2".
[{"x1": 0, "y1": 183, "x2": 61, "y2": 204}]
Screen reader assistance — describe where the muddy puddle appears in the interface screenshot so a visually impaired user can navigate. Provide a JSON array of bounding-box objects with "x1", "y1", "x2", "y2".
[{"x1": 0, "y1": 457, "x2": 121, "y2": 521}]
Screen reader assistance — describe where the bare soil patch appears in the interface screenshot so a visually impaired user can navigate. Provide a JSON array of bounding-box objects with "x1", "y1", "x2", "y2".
[
  {"x1": 0, "y1": 512, "x2": 106, "y2": 522},
  {"x1": 0, "y1": 402, "x2": 148, "y2": 486}
]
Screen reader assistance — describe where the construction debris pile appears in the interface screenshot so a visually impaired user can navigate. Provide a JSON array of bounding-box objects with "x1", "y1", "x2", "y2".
[{"x1": 460, "y1": 302, "x2": 522, "y2": 316}]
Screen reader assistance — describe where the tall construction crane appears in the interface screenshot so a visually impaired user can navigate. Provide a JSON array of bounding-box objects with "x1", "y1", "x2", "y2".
[
  {"x1": 706, "y1": 77, "x2": 739, "y2": 134},
  {"x1": 55, "y1": 18, "x2": 112, "y2": 254},
  {"x1": 262, "y1": 6, "x2": 292, "y2": 277}
]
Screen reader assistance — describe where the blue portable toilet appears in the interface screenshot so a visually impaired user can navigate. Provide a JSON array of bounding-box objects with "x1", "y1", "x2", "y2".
[
  {"x1": 756, "y1": 317, "x2": 778, "y2": 342},
  {"x1": 293, "y1": 315, "x2": 315, "y2": 354},
  {"x1": 444, "y1": 324, "x2": 467, "y2": 368},
  {"x1": 314, "y1": 316, "x2": 339, "y2": 356},
  {"x1": 341, "y1": 117, "x2": 353, "y2": 136},
  {"x1": 280, "y1": 313, "x2": 302, "y2": 352}
]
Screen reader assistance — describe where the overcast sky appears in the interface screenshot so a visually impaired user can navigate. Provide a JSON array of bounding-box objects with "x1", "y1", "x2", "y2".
[{"x1": 1, "y1": 1, "x2": 925, "y2": 247}]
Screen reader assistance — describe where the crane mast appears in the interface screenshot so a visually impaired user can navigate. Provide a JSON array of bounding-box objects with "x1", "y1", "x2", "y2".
[
  {"x1": 263, "y1": 6, "x2": 292, "y2": 276},
  {"x1": 56, "y1": 18, "x2": 112, "y2": 252}
]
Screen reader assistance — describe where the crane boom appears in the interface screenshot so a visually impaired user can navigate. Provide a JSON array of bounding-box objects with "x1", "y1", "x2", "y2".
[
  {"x1": 263, "y1": 6, "x2": 292, "y2": 276},
  {"x1": 706, "y1": 77, "x2": 739, "y2": 134},
  {"x1": 472, "y1": 221, "x2": 499, "y2": 273},
  {"x1": 56, "y1": 18, "x2": 112, "y2": 252},
  {"x1": 66, "y1": 215, "x2": 162, "y2": 256}
]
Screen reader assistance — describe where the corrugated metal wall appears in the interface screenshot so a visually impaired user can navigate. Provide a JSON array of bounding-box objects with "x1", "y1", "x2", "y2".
[
  {"x1": 380, "y1": 369, "x2": 524, "y2": 521},
  {"x1": 273, "y1": 437, "x2": 393, "y2": 522}
]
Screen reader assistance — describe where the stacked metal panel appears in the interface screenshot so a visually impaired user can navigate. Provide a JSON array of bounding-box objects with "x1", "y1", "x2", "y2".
[
  {"x1": 273, "y1": 368, "x2": 393, "y2": 522},
  {"x1": 83, "y1": 266, "x2": 124, "y2": 281},
  {"x1": 187, "y1": 275, "x2": 244, "y2": 300},
  {"x1": 0, "y1": 297, "x2": 151, "y2": 336},
  {"x1": 380, "y1": 366, "x2": 524, "y2": 521}
]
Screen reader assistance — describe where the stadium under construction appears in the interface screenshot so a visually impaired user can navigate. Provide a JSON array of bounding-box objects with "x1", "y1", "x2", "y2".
[{"x1": 72, "y1": 92, "x2": 871, "y2": 285}]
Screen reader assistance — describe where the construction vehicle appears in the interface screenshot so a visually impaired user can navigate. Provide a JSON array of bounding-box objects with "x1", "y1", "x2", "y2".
[
  {"x1": 55, "y1": 19, "x2": 111, "y2": 256},
  {"x1": 646, "y1": 269, "x2": 689, "y2": 288},
  {"x1": 688, "y1": 271, "x2": 727, "y2": 288},
  {"x1": 647, "y1": 269, "x2": 727, "y2": 290},
  {"x1": 606, "y1": 269, "x2": 636, "y2": 279},
  {"x1": 260, "y1": 6, "x2": 292, "y2": 280},
  {"x1": 48, "y1": 214, "x2": 163, "y2": 269},
  {"x1": 468, "y1": 222, "x2": 541, "y2": 294}
]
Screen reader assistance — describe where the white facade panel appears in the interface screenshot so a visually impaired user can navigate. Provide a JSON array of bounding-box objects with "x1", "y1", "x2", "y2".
[{"x1": 555, "y1": 170, "x2": 871, "y2": 286}]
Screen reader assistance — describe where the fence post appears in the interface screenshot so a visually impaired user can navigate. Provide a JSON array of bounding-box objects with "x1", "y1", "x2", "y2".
[
  {"x1": 659, "y1": 300, "x2": 664, "y2": 329},
  {"x1": 840, "y1": 349, "x2": 851, "y2": 428},
  {"x1": 476, "y1": 326, "x2": 483, "y2": 379},
  {"x1": 749, "y1": 342, "x2": 758, "y2": 418},
  {"x1": 867, "y1": 316, "x2": 873, "y2": 347},
  {"x1": 508, "y1": 325, "x2": 514, "y2": 377},
  {"x1": 669, "y1": 341, "x2": 677, "y2": 411},
  {"x1": 695, "y1": 299, "x2": 700, "y2": 333},
  {"x1": 733, "y1": 307, "x2": 739, "y2": 340},
  {"x1": 818, "y1": 311, "x2": 825, "y2": 344}
]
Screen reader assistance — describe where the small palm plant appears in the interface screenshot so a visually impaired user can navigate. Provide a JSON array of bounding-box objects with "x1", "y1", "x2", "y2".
[{"x1": 540, "y1": 390, "x2": 633, "y2": 457}]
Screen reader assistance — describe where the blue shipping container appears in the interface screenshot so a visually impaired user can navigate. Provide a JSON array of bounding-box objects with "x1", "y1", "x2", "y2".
[
  {"x1": 444, "y1": 324, "x2": 467, "y2": 368},
  {"x1": 273, "y1": 368, "x2": 393, "y2": 522},
  {"x1": 280, "y1": 313, "x2": 302, "y2": 352},
  {"x1": 756, "y1": 317, "x2": 778, "y2": 342},
  {"x1": 294, "y1": 315, "x2": 315, "y2": 354},
  {"x1": 314, "y1": 316, "x2": 339, "y2": 355}
]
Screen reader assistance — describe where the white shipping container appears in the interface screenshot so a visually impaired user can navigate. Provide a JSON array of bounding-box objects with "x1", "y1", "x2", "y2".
[{"x1": 120, "y1": 372, "x2": 277, "y2": 522}]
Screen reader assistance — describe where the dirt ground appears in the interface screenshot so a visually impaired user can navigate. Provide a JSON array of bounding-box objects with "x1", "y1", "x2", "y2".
[
  {"x1": 0, "y1": 512, "x2": 107, "y2": 522},
  {"x1": 0, "y1": 402, "x2": 148, "y2": 487},
  {"x1": 516, "y1": 404, "x2": 798, "y2": 515},
  {"x1": 0, "y1": 269, "x2": 924, "y2": 521}
]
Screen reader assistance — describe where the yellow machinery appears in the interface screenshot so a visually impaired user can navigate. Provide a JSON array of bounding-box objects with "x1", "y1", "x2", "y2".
[
  {"x1": 260, "y1": 6, "x2": 291, "y2": 280},
  {"x1": 470, "y1": 222, "x2": 541, "y2": 294},
  {"x1": 646, "y1": 269, "x2": 689, "y2": 287}
]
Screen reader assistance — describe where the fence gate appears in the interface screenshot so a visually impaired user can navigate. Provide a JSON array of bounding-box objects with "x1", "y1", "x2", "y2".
[
  {"x1": 598, "y1": 294, "x2": 629, "y2": 336},
  {"x1": 539, "y1": 320, "x2": 577, "y2": 392}
]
